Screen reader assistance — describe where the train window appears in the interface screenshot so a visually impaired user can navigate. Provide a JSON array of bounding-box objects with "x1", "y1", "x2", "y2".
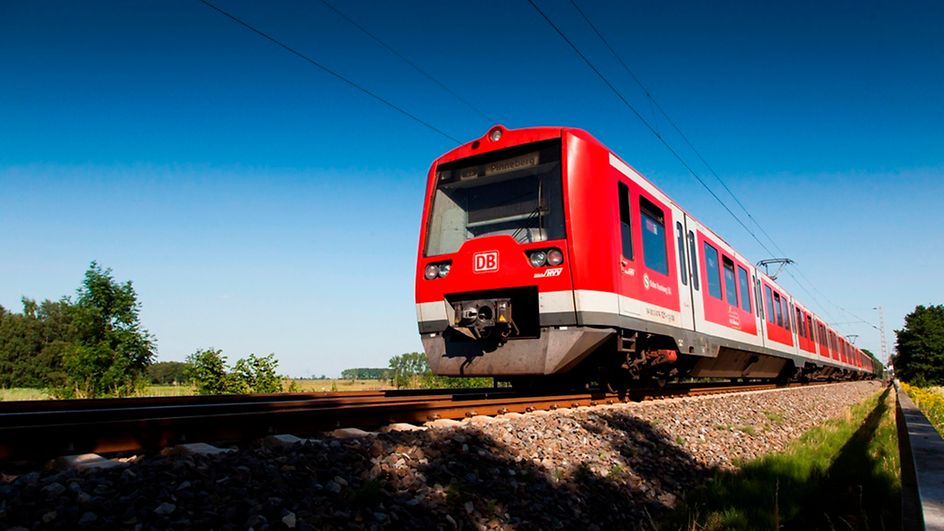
[
  {"x1": 618, "y1": 182, "x2": 633, "y2": 260},
  {"x1": 425, "y1": 140, "x2": 565, "y2": 255},
  {"x1": 737, "y1": 266, "x2": 751, "y2": 313},
  {"x1": 687, "y1": 231, "x2": 699, "y2": 290},
  {"x1": 764, "y1": 285, "x2": 775, "y2": 323},
  {"x1": 796, "y1": 308, "x2": 805, "y2": 338},
  {"x1": 782, "y1": 298, "x2": 791, "y2": 331},
  {"x1": 722, "y1": 256, "x2": 738, "y2": 306},
  {"x1": 676, "y1": 222, "x2": 687, "y2": 286},
  {"x1": 639, "y1": 197, "x2": 669, "y2": 275},
  {"x1": 773, "y1": 292, "x2": 783, "y2": 327},
  {"x1": 807, "y1": 316, "x2": 815, "y2": 342},
  {"x1": 754, "y1": 277, "x2": 763, "y2": 318},
  {"x1": 703, "y1": 243, "x2": 722, "y2": 299}
]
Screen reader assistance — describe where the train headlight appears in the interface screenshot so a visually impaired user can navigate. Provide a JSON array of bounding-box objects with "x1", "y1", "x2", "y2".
[
  {"x1": 546, "y1": 248, "x2": 564, "y2": 266},
  {"x1": 529, "y1": 250, "x2": 547, "y2": 267},
  {"x1": 489, "y1": 128, "x2": 502, "y2": 142},
  {"x1": 424, "y1": 261, "x2": 452, "y2": 279}
]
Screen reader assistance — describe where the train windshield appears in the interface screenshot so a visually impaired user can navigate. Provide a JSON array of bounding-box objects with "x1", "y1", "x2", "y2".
[{"x1": 425, "y1": 140, "x2": 565, "y2": 256}]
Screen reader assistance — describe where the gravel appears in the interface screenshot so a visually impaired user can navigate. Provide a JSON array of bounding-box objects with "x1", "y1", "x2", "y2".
[{"x1": 0, "y1": 381, "x2": 882, "y2": 530}]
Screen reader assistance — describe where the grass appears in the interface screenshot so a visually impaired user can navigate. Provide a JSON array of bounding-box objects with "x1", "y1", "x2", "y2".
[
  {"x1": 763, "y1": 409, "x2": 785, "y2": 426},
  {"x1": 662, "y1": 386, "x2": 900, "y2": 530},
  {"x1": 287, "y1": 378, "x2": 393, "y2": 392},
  {"x1": 0, "y1": 388, "x2": 51, "y2": 401},
  {"x1": 735, "y1": 425, "x2": 756, "y2": 436},
  {"x1": 0, "y1": 379, "x2": 394, "y2": 401}
]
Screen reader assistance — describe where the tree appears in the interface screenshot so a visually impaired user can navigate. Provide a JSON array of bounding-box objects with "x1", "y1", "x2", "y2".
[
  {"x1": 341, "y1": 367, "x2": 390, "y2": 380},
  {"x1": 187, "y1": 349, "x2": 284, "y2": 395},
  {"x1": 232, "y1": 353, "x2": 282, "y2": 394},
  {"x1": 894, "y1": 304, "x2": 944, "y2": 386},
  {"x1": 861, "y1": 348, "x2": 885, "y2": 379},
  {"x1": 58, "y1": 262, "x2": 156, "y2": 397},
  {"x1": 0, "y1": 298, "x2": 76, "y2": 389},
  {"x1": 387, "y1": 352, "x2": 493, "y2": 389},
  {"x1": 147, "y1": 361, "x2": 191, "y2": 385},
  {"x1": 388, "y1": 352, "x2": 430, "y2": 388},
  {"x1": 187, "y1": 349, "x2": 232, "y2": 395}
]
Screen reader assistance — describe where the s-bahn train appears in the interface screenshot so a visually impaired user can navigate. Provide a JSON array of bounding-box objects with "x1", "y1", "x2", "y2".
[{"x1": 414, "y1": 125, "x2": 875, "y2": 388}]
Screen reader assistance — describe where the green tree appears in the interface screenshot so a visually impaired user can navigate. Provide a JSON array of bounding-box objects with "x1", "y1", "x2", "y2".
[
  {"x1": 58, "y1": 263, "x2": 155, "y2": 397},
  {"x1": 387, "y1": 352, "x2": 493, "y2": 389},
  {"x1": 232, "y1": 353, "x2": 282, "y2": 394},
  {"x1": 861, "y1": 348, "x2": 885, "y2": 379},
  {"x1": 388, "y1": 352, "x2": 430, "y2": 388},
  {"x1": 147, "y1": 361, "x2": 191, "y2": 385},
  {"x1": 341, "y1": 367, "x2": 390, "y2": 380},
  {"x1": 187, "y1": 349, "x2": 283, "y2": 394},
  {"x1": 0, "y1": 298, "x2": 76, "y2": 389},
  {"x1": 894, "y1": 304, "x2": 944, "y2": 386},
  {"x1": 187, "y1": 349, "x2": 232, "y2": 394}
]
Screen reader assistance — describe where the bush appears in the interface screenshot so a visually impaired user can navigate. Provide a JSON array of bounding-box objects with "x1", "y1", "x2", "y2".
[
  {"x1": 147, "y1": 361, "x2": 190, "y2": 385},
  {"x1": 901, "y1": 382, "x2": 944, "y2": 435},
  {"x1": 186, "y1": 349, "x2": 283, "y2": 395}
]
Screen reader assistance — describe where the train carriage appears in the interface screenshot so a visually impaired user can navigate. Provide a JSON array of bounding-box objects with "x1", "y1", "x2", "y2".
[{"x1": 415, "y1": 125, "x2": 873, "y2": 386}]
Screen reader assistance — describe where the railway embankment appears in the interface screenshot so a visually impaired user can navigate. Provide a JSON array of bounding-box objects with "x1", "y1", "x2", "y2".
[
  {"x1": 897, "y1": 382, "x2": 944, "y2": 530},
  {"x1": 0, "y1": 381, "x2": 882, "y2": 529}
]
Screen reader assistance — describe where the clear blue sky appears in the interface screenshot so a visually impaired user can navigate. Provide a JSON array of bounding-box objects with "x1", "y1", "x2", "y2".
[{"x1": 1, "y1": 1, "x2": 941, "y2": 376}]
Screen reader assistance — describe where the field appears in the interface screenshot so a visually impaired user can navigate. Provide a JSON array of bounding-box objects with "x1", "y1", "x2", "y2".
[
  {"x1": 287, "y1": 378, "x2": 393, "y2": 392},
  {"x1": 0, "y1": 379, "x2": 394, "y2": 401}
]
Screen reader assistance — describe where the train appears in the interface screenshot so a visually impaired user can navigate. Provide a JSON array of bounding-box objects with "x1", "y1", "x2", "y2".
[{"x1": 414, "y1": 125, "x2": 875, "y2": 389}]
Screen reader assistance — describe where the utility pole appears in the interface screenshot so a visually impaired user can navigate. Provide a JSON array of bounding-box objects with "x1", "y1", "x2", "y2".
[{"x1": 874, "y1": 306, "x2": 889, "y2": 366}]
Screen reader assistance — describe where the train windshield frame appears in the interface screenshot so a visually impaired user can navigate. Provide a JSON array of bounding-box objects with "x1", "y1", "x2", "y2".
[{"x1": 424, "y1": 140, "x2": 565, "y2": 257}]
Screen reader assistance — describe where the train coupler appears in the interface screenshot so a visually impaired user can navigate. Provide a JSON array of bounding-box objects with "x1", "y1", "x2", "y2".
[{"x1": 451, "y1": 298, "x2": 519, "y2": 341}]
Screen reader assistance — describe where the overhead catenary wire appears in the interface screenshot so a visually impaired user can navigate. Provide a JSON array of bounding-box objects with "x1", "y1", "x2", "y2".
[
  {"x1": 543, "y1": 0, "x2": 864, "y2": 327},
  {"x1": 566, "y1": 0, "x2": 788, "y2": 260},
  {"x1": 524, "y1": 0, "x2": 777, "y2": 258},
  {"x1": 316, "y1": 0, "x2": 496, "y2": 126},
  {"x1": 197, "y1": 0, "x2": 462, "y2": 144}
]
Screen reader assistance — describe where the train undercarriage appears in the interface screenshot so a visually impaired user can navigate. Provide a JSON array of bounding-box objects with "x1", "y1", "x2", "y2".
[{"x1": 423, "y1": 315, "x2": 867, "y2": 392}]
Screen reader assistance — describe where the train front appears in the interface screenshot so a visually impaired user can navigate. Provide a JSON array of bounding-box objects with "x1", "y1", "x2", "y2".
[{"x1": 415, "y1": 125, "x2": 612, "y2": 378}]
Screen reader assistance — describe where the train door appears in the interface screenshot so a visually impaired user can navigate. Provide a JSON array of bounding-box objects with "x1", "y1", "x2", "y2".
[
  {"x1": 686, "y1": 215, "x2": 706, "y2": 333},
  {"x1": 673, "y1": 209, "x2": 695, "y2": 331},
  {"x1": 613, "y1": 174, "x2": 684, "y2": 329}
]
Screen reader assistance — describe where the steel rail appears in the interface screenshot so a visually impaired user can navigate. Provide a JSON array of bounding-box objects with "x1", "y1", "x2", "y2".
[{"x1": 0, "y1": 381, "x2": 829, "y2": 463}]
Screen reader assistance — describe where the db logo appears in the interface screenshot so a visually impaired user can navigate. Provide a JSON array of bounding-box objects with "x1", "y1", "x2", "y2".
[{"x1": 473, "y1": 251, "x2": 499, "y2": 273}]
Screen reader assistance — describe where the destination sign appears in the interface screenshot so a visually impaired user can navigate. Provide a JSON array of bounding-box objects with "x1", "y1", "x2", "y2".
[{"x1": 484, "y1": 152, "x2": 539, "y2": 177}]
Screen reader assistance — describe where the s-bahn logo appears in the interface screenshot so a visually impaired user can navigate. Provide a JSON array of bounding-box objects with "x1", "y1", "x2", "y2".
[{"x1": 473, "y1": 251, "x2": 499, "y2": 273}]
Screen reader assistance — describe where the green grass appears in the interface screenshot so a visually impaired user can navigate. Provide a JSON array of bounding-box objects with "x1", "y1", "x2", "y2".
[
  {"x1": 662, "y1": 387, "x2": 900, "y2": 530},
  {"x1": 763, "y1": 409, "x2": 785, "y2": 426},
  {"x1": 288, "y1": 378, "x2": 393, "y2": 392},
  {"x1": 0, "y1": 388, "x2": 52, "y2": 401},
  {"x1": 0, "y1": 379, "x2": 394, "y2": 401}
]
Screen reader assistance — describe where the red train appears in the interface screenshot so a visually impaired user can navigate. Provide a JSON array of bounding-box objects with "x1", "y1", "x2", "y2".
[{"x1": 415, "y1": 125, "x2": 875, "y2": 388}]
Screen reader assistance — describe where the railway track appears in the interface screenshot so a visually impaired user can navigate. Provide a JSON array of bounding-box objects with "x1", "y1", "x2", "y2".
[{"x1": 0, "y1": 381, "x2": 823, "y2": 463}]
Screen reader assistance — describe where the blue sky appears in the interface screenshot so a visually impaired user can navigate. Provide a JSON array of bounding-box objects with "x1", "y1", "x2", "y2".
[{"x1": 1, "y1": 1, "x2": 941, "y2": 376}]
